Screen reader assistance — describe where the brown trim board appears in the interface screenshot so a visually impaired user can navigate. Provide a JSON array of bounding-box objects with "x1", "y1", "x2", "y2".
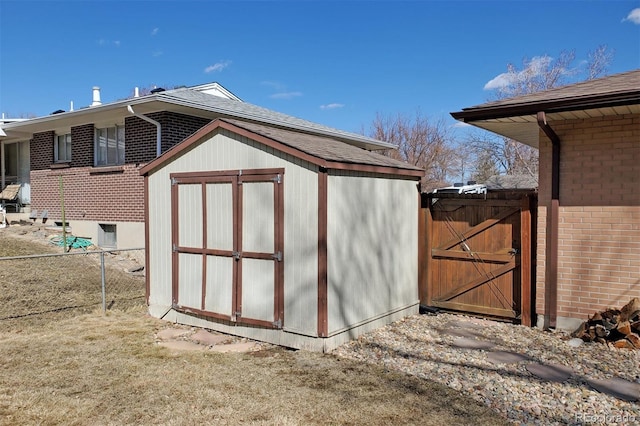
[
  {"x1": 317, "y1": 168, "x2": 328, "y2": 337},
  {"x1": 144, "y1": 176, "x2": 151, "y2": 305}
]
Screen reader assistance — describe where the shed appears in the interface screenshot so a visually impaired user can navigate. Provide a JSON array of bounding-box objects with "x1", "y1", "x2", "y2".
[{"x1": 140, "y1": 118, "x2": 424, "y2": 352}]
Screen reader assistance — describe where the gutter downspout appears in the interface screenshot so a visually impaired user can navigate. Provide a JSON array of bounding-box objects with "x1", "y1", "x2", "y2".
[
  {"x1": 537, "y1": 111, "x2": 560, "y2": 330},
  {"x1": 127, "y1": 105, "x2": 161, "y2": 157}
]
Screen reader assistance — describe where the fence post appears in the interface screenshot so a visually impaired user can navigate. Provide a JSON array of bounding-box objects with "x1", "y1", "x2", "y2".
[{"x1": 100, "y1": 251, "x2": 106, "y2": 313}]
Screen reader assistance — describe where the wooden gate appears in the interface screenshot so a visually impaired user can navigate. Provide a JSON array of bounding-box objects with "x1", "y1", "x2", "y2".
[{"x1": 418, "y1": 191, "x2": 536, "y2": 326}]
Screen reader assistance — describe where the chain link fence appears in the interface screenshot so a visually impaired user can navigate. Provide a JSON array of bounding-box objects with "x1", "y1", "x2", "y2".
[{"x1": 0, "y1": 248, "x2": 146, "y2": 330}]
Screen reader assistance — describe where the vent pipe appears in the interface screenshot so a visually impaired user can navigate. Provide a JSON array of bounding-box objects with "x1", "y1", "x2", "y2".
[
  {"x1": 91, "y1": 86, "x2": 102, "y2": 107},
  {"x1": 134, "y1": 87, "x2": 139, "y2": 98}
]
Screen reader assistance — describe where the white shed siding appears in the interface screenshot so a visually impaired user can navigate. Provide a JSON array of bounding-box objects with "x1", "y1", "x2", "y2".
[
  {"x1": 326, "y1": 172, "x2": 419, "y2": 334},
  {"x1": 147, "y1": 130, "x2": 319, "y2": 335}
]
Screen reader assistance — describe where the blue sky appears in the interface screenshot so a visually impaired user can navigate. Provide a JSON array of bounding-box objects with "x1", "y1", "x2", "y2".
[{"x1": 1, "y1": 0, "x2": 639, "y2": 137}]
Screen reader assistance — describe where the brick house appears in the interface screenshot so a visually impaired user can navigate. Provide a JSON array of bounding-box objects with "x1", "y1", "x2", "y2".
[
  {"x1": 451, "y1": 69, "x2": 640, "y2": 330},
  {"x1": 0, "y1": 83, "x2": 396, "y2": 248}
]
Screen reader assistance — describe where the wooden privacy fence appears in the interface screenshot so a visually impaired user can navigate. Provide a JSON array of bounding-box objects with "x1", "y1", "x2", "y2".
[{"x1": 418, "y1": 191, "x2": 537, "y2": 326}]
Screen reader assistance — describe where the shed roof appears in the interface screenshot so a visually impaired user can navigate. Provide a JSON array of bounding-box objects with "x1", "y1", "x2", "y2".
[
  {"x1": 451, "y1": 69, "x2": 640, "y2": 147},
  {"x1": 140, "y1": 118, "x2": 424, "y2": 178}
]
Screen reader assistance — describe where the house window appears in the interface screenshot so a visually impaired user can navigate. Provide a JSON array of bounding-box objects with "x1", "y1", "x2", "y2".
[
  {"x1": 98, "y1": 223, "x2": 117, "y2": 248},
  {"x1": 95, "y1": 126, "x2": 125, "y2": 166},
  {"x1": 55, "y1": 133, "x2": 72, "y2": 162}
]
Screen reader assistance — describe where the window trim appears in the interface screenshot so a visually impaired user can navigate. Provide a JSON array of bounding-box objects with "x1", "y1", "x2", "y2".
[
  {"x1": 54, "y1": 133, "x2": 72, "y2": 163},
  {"x1": 94, "y1": 125, "x2": 125, "y2": 167}
]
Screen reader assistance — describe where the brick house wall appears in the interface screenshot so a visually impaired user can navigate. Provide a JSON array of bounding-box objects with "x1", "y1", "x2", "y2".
[
  {"x1": 29, "y1": 111, "x2": 211, "y2": 224},
  {"x1": 31, "y1": 165, "x2": 145, "y2": 222},
  {"x1": 30, "y1": 131, "x2": 54, "y2": 171},
  {"x1": 536, "y1": 113, "x2": 640, "y2": 326}
]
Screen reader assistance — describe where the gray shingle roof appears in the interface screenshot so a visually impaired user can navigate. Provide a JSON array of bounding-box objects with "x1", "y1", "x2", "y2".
[
  {"x1": 483, "y1": 174, "x2": 538, "y2": 190},
  {"x1": 159, "y1": 88, "x2": 395, "y2": 150}
]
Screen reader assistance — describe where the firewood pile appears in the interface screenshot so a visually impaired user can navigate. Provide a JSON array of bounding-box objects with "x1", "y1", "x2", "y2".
[{"x1": 572, "y1": 298, "x2": 640, "y2": 349}]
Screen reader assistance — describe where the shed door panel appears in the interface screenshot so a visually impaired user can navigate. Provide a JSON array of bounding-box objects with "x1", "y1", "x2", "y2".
[
  {"x1": 240, "y1": 258, "x2": 275, "y2": 322},
  {"x1": 239, "y1": 181, "x2": 277, "y2": 323},
  {"x1": 203, "y1": 182, "x2": 235, "y2": 316},
  {"x1": 204, "y1": 255, "x2": 233, "y2": 315},
  {"x1": 176, "y1": 184, "x2": 205, "y2": 309},
  {"x1": 178, "y1": 253, "x2": 203, "y2": 308},
  {"x1": 178, "y1": 183, "x2": 203, "y2": 248}
]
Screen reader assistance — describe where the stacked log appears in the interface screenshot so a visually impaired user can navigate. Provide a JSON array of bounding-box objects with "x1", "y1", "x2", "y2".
[{"x1": 572, "y1": 298, "x2": 640, "y2": 349}]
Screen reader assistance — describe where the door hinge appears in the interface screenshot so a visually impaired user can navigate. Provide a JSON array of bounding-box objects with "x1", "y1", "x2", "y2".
[
  {"x1": 272, "y1": 251, "x2": 282, "y2": 262},
  {"x1": 171, "y1": 177, "x2": 178, "y2": 185},
  {"x1": 232, "y1": 251, "x2": 241, "y2": 260},
  {"x1": 271, "y1": 174, "x2": 281, "y2": 184},
  {"x1": 273, "y1": 319, "x2": 282, "y2": 328},
  {"x1": 172, "y1": 244, "x2": 178, "y2": 252}
]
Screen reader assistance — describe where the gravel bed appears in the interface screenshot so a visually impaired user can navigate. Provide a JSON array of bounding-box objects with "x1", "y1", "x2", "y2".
[{"x1": 332, "y1": 312, "x2": 640, "y2": 425}]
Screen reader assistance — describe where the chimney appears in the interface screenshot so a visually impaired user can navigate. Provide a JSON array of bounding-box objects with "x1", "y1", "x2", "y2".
[{"x1": 91, "y1": 86, "x2": 102, "y2": 107}]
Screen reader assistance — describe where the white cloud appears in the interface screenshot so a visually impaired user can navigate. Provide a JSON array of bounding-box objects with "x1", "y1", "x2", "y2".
[
  {"x1": 98, "y1": 38, "x2": 121, "y2": 47},
  {"x1": 623, "y1": 8, "x2": 640, "y2": 24},
  {"x1": 484, "y1": 56, "x2": 554, "y2": 90},
  {"x1": 484, "y1": 72, "x2": 516, "y2": 90},
  {"x1": 152, "y1": 50, "x2": 163, "y2": 57},
  {"x1": 204, "y1": 60, "x2": 232, "y2": 73},
  {"x1": 270, "y1": 91, "x2": 302, "y2": 100},
  {"x1": 151, "y1": 27, "x2": 159, "y2": 36},
  {"x1": 261, "y1": 81, "x2": 286, "y2": 91},
  {"x1": 452, "y1": 121, "x2": 472, "y2": 128},
  {"x1": 320, "y1": 103, "x2": 344, "y2": 110}
]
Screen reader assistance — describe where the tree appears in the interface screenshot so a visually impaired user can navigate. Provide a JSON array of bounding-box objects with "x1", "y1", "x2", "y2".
[
  {"x1": 468, "y1": 45, "x2": 614, "y2": 181},
  {"x1": 367, "y1": 110, "x2": 459, "y2": 191}
]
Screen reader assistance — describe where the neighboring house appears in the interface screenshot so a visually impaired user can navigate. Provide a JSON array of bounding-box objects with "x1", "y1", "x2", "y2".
[
  {"x1": 451, "y1": 69, "x2": 640, "y2": 331},
  {"x1": 0, "y1": 114, "x2": 29, "y2": 207},
  {"x1": 140, "y1": 118, "x2": 423, "y2": 351},
  {"x1": 483, "y1": 174, "x2": 538, "y2": 191},
  {"x1": 0, "y1": 82, "x2": 396, "y2": 248}
]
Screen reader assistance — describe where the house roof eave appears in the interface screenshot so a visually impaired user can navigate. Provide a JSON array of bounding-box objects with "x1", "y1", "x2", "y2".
[{"x1": 451, "y1": 90, "x2": 640, "y2": 123}]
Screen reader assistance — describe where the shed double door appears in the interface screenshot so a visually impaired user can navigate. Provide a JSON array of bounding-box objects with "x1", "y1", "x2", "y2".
[{"x1": 171, "y1": 168, "x2": 284, "y2": 329}]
